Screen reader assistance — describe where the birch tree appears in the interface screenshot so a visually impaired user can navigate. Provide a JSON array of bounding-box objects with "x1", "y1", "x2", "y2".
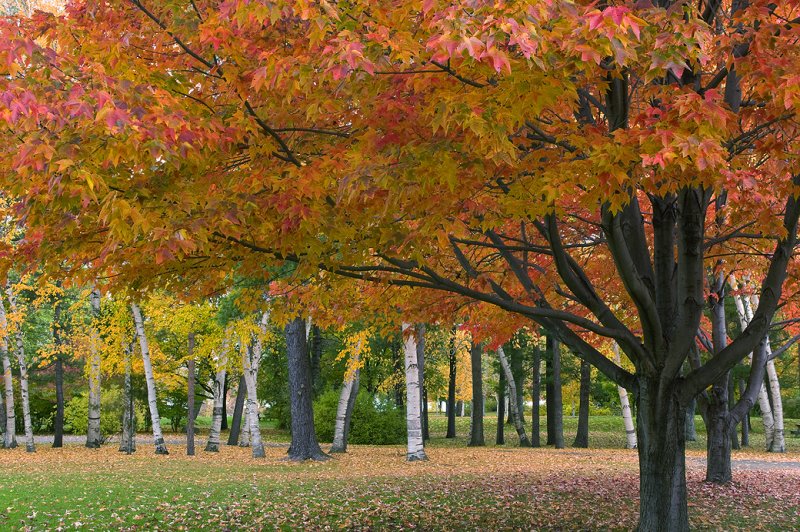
[
  {"x1": 4, "y1": 283, "x2": 33, "y2": 452},
  {"x1": 241, "y1": 310, "x2": 268, "y2": 458},
  {"x1": 613, "y1": 343, "x2": 637, "y2": 449},
  {"x1": 131, "y1": 302, "x2": 168, "y2": 455},
  {"x1": 331, "y1": 334, "x2": 365, "y2": 454},
  {"x1": 750, "y1": 292, "x2": 786, "y2": 453},
  {"x1": 205, "y1": 339, "x2": 229, "y2": 453},
  {"x1": 0, "y1": 289, "x2": 15, "y2": 449},
  {"x1": 402, "y1": 323, "x2": 426, "y2": 461},
  {"x1": 497, "y1": 346, "x2": 531, "y2": 447},
  {"x1": 119, "y1": 340, "x2": 135, "y2": 454},
  {"x1": 86, "y1": 287, "x2": 102, "y2": 448}
]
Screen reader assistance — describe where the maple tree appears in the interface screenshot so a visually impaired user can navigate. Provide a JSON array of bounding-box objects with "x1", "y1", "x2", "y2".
[{"x1": 2, "y1": 0, "x2": 800, "y2": 530}]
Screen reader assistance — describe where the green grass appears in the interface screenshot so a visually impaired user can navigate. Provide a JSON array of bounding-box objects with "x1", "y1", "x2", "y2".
[{"x1": 0, "y1": 414, "x2": 797, "y2": 530}]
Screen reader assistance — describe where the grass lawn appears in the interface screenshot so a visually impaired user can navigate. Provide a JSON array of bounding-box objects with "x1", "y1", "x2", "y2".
[{"x1": 0, "y1": 414, "x2": 797, "y2": 530}]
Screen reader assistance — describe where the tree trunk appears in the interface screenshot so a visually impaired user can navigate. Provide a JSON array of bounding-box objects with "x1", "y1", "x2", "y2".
[
  {"x1": 468, "y1": 340, "x2": 484, "y2": 447},
  {"x1": 613, "y1": 343, "x2": 637, "y2": 448},
  {"x1": 86, "y1": 288, "x2": 102, "y2": 449},
  {"x1": 509, "y1": 347, "x2": 525, "y2": 425},
  {"x1": 684, "y1": 399, "x2": 697, "y2": 442},
  {"x1": 445, "y1": 329, "x2": 457, "y2": 438},
  {"x1": 636, "y1": 377, "x2": 689, "y2": 532},
  {"x1": 131, "y1": 303, "x2": 168, "y2": 455},
  {"x1": 309, "y1": 324, "x2": 323, "y2": 397},
  {"x1": 728, "y1": 376, "x2": 740, "y2": 451},
  {"x1": 573, "y1": 360, "x2": 590, "y2": 448},
  {"x1": 285, "y1": 317, "x2": 327, "y2": 461},
  {"x1": 242, "y1": 313, "x2": 267, "y2": 458},
  {"x1": 497, "y1": 346, "x2": 531, "y2": 447},
  {"x1": 401, "y1": 323, "x2": 427, "y2": 461},
  {"x1": 416, "y1": 325, "x2": 429, "y2": 441},
  {"x1": 239, "y1": 401, "x2": 251, "y2": 447},
  {"x1": 330, "y1": 366, "x2": 359, "y2": 453},
  {"x1": 227, "y1": 376, "x2": 246, "y2": 445},
  {"x1": 120, "y1": 343, "x2": 136, "y2": 454},
  {"x1": 186, "y1": 333, "x2": 196, "y2": 456},
  {"x1": 531, "y1": 345, "x2": 540, "y2": 447},
  {"x1": 738, "y1": 379, "x2": 749, "y2": 447},
  {"x1": 4, "y1": 285, "x2": 32, "y2": 452},
  {"x1": 0, "y1": 387, "x2": 4, "y2": 445},
  {"x1": 220, "y1": 374, "x2": 229, "y2": 431},
  {"x1": 764, "y1": 352, "x2": 785, "y2": 452},
  {"x1": 731, "y1": 285, "x2": 775, "y2": 449},
  {"x1": 0, "y1": 290, "x2": 17, "y2": 449},
  {"x1": 705, "y1": 372, "x2": 732, "y2": 483},
  {"x1": 52, "y1": 299, "x2": 64, "y2": 448},
  {"x1": 496, "y1": 369, "x2": 505, "y2": 445},
  {"x1": 205, "y1": 363, "x2": 227, "y2": 452},
  {"x1": 546, "y1": 334, "x2": 564, "y2": 449}
]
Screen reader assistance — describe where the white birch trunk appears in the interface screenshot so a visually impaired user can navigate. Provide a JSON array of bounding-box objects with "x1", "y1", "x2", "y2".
[
  {"x1": 206, "y1": 341, "x2": 228, "y2": 452},
  {"x1": 0, "y1": 293, "x2": 15, "y2": 449},
  {"x1": 613, "y1": 343, "x2": 637, "y2": 449},
  {"x1": 119, "y1": 343, "x2": 136, "y2": 454},
  {"x1": 764, "y1": 342, "x2": 785, "y2": 452},
  {"x1": 331, "y1": 340, "x2": 361, "y2": 453},
  {"x1": 86, "y1": 288, "x2": 102, "y2": 448},
  {"x1": 730, "y1": 277, "x2": 775, "y2": 450},
  {"x1": 497, "y1": 346, "x2": 531, "y2": 447},
  {"x1": 402, "y1": 323, "x2": 427, "y2": 461},
  {"x1": 748, "y1": 291, "x2": 785, "y2": 452},
  {"x1": 131, "y1": 303, "x2": 168, "y2": 454},
  {"x1": 239, "y1": 401, "x2": 251, "y2": 447},
  {"x1": 5, "y1": 284, "x2": 33, "y2": 452},
  {"x1": 242, "y1": 313, "x2": 267, "y2": 458}
]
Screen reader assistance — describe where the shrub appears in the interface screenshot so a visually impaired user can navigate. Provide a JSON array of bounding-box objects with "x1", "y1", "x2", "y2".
[
  {"x1": 64, "y1": 386, "x2": 124, "y2": 436},
  {"x1": 784, "y1": 393, "x2": 800, "y2": 419},
  {"x1": 314, "y1": 389, "x2": 406, "y2": 445}
]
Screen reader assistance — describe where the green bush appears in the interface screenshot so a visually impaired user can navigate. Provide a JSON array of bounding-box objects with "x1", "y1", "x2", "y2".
[
  {"x1": 64, "y1": 386, "x2": 124, "y2": 435},
  {"x1": 314, "y1": 389, "x2": 406, "y2": 445},
  {"x1": 784, "y1": 394, "x2": 800, "y2": 419}
]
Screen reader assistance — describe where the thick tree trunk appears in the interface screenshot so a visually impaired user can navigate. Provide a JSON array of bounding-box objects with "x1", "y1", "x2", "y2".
[
  {"x1": 531, "y1": 346, "x2": 540, "y2": 447},
  {"x1": 186, "y1": 333, "x2": 196, "y2": 456},
  {"x1": 613, "y1": 343, "x2": 637, "y2": 448},
  {"x1": 636, "y1": 378, "x2": 689, "y2": 532},
  {"x1": 242, "y1": 314, "x2": 266, "y2": 458},
  {"x1": 684, "y1": 399, "x2": 697, "y2": 442},
  {"x1": 330, "y1": 366, "x2": 359, "y2": 453},
  {"x1": 545, "y1": 348, "x2": 554, "y2": 445},
  {"x1": 705, "y1": 372, "x2": 732, "y2": 484},
  {"x1": 509, "y1": 347, "x2": 525, "y2": 425},
  {"x1": 205, "y1": 364, "x2": 227, "y2": 452},
  {"x1": 546, "y1": 334, "x2": 564, "y2": 448},
  {"x1": 131, "y1": 303, "x2": 168, "y2": 455},
  {"x1": 227, "y1": 376, "x2": 246, "y2": 445},
  {"x1": 309, "y1": 324, "x2": 323, "y2": 397},
  {"x1": 239, "y1": 401, "x2": 251, "y2": 447},
  {"x1": 497, "y1": 346, "x2": 531, "y2": 447},
  {"x1": 285, "y1": 317, "x2": 327, "y2": 461},
  {"x1": 446, "y1": 329, "x2": 457, "y2": 438},
  {"x1": 4, "y1": 285, "x2": 33, "y2": 452},
  {"x1": 764, "y1": 352, "x2": 785, "y2": 452},
  {"x1": 1, "y1": 290, "x2": 16, "y2": 449},
  {"x1": 120, "y1": 345, "x2": 136, "y2": 454},
  {"x1": 86, "y1": 288, "x2": 102, "y2": 449},
  {"x1": 496, "y1": 369, "x2": 505, "y2": 445},
  {"x1": 401, "y1": 323, "x2": 427, "y2": 461},
  {"x1": 468, "y1": 340, "x2": 484, "y2": 447},
  {"x1": 52, "y1": 299, "x2": 64, "y2": 448},
  {"x1": 573, "y1": 360, "x2": 590, "y2": 448},
  {"x1": 0, "y1": 389, "x2": 4, "y2": 445},
  {"x1": 416, "y1": 325, "x2": 429, "y2": 441}
]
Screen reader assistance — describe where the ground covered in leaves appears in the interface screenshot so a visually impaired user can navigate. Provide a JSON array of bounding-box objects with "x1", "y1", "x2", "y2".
[{"x1": 0, "y1": 438, "x2": 798, "y2": 531}]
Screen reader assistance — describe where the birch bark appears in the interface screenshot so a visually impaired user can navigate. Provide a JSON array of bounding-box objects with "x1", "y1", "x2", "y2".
[
  {"x1": 131, "y1": 303, "x2": 168, "y2": 454},
  {"x1": 402, "y1": 323, "x2": 427, "y2": 461},
  {"x1": 4, "y1": 284, "x2": 33, "y2": 452},
  {"x1": 0, "y1": 291, "x2": 15, "y2": 449},
  {"x1": 497, "y1": 346, "x2": 531, "y2": 447},
  {"x1": 613, "y1": 343, "x2": 637, "y2": 449},
  {"x1": 205, "y1": 339, "x2": 228, "y2": 452},
  {"x1": 86, "y1": 288, "x2": 102, "y2": 448}
]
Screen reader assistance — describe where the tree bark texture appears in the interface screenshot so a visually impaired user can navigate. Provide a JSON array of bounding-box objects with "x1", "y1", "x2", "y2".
[
  {"x1": 468, "y1": 340, "x2": 484, "y2": 447},
  {"x1": 546, "y1": 334, "x2": 564, "y2": 449},
  {"x1": 401, "y1": 323, "x2": 427, "y2": 461},
  {"x1": 285, "y1": 317, "x2": 327, "y2": 461},
  {"x1": 415, "y1": 324, "x2": 429, "y2": 441},
  {"x1": 496, "y1": 369, "x2": 505, "y2": 445},
  {"x1": 497, "y1": 346, "x2": 531, "y2": 447},
  {"x1": 446, "y1": 328, "x2": 457, "y2": 439},
  {"x1": 131, "y1": 303, "x2": 168, "y2": 454},
  {"x1": 186, "y1": 333, "x2": 196, "y2": 456},
  {"x1": 86, "y1": 287, "x2": 102, "y2": 449},
  {"x1": 242, "y1": 312, "x2": 267, "y2": 458},
  {"x1": 227, "y1": 376, "x2": 246, "y2": 446},
  {"x1": 4, "y1": 285, "x2": 32, "y2": 451},
  {"x1": 573, "y1": 360, "x2": 591, "y2": 448}
]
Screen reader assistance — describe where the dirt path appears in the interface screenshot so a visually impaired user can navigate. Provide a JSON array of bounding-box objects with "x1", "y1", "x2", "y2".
[{"x1": 687, "y1": 456, "x2": 800, "y2": 471}]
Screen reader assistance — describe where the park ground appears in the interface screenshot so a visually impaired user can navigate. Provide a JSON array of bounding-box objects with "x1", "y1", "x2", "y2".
[{"x1": 0, "y1": 415, "x2": 798, "y2": 531}]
